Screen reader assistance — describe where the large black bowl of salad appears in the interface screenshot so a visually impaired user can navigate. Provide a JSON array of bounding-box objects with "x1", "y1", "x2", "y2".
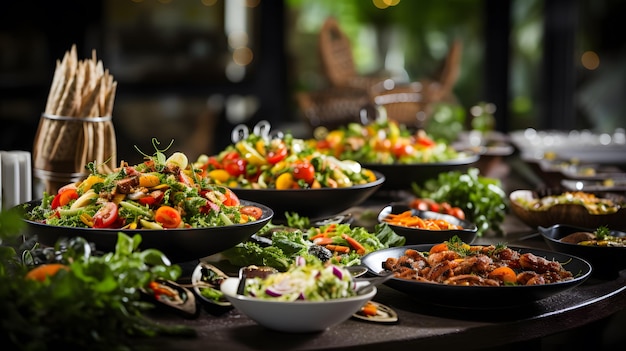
[{"x1": 19, "y1": 147, "x2": 274, "y2": 262}]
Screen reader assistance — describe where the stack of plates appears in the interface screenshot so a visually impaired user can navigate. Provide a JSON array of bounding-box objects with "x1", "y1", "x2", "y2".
[{"x1": 0, "y1": 151, "x2": 32, "y2": 211}]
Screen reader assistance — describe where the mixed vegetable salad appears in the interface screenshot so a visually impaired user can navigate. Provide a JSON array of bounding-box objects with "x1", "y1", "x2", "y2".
[
  {"x1": 26, "y1": 142, "x2": 264, "y2": 230},
  {"x1": 195, "y1": 132, "x2": 377, "y2": 189},
  {"x1": 222, "y1": 214, "x2": 405, "y2": 271},
  {"x1": 311, "y1": 119, "x2": 466, "y2": 164},
  {"x1": 243, "y1": 256, "x2": 356, "y2": 301}
]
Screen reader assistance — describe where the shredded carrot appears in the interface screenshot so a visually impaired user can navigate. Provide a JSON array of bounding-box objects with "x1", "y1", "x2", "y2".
[
  {"x1": 326, "y1": 244, "x2": 351, "y2": 254},
  {"x1": 383, "y1": 210, "x2": 462, "y2": 230}
]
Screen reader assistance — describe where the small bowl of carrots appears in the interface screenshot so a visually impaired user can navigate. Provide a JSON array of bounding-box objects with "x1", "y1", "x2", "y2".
[{"x1": 378, "y1": 203, "x2": 478, "y2": 244}]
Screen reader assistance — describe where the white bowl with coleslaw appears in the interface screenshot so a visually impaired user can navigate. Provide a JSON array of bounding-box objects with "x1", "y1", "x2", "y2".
[{"x1": 220, "y1": 261, "x2": 376, "y2": 333}]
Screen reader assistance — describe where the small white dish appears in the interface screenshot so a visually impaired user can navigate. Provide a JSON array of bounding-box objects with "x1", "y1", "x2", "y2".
[{"x1": 221, "y1": 277, "x2": 376, "y2": 333}]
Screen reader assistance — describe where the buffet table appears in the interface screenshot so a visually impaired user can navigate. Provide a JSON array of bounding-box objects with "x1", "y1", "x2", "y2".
[{"x1": 142, "y1": 156, "x2": 626, "y2": 350}]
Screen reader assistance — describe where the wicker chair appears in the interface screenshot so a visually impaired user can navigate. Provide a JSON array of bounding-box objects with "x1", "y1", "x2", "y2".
[
  {"x1": 318, "y1": 17, "x2": 388, "y2": 91},
  {"x1": 367, "y1": 40, "x2": 463, "y2": 129},
  {"x1": 301, "y1": 17, "x2": 463, "y2": 131},
  {"x1": 369, "y1": 81, "x2": 430, "y2": 129},
  {"x1": 296, "y1": 87, "x2": 373, "y2": 130}
]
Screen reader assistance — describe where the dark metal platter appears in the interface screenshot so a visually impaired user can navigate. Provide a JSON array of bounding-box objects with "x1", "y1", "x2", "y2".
[
  {"x1": 18, "y1": 199, "x2": 273, "y2": 263},
  {"x1": 361, "y1": 244, "x2": 592, "y2": 309}
]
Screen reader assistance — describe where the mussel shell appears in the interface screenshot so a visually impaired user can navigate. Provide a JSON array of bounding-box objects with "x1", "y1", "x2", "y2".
[{"x1": 141, "y1": 280, "x2": 198, "y2": 319}]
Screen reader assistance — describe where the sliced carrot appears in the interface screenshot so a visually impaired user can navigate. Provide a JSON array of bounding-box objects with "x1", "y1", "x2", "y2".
[
  {"x1": 309, "y1": 232, "x2": 328, "y2": 241},
  {"x1": 313, "y1": 236, "x2": 334, "y2": 246},
  {"x1": 361, "y1": 301, "x2": 378, "y2": 316},
  {"x1": 25, "y1": 263, "x2": 69, "y2": 282},
  {"x1": 429, "y1": 243, "x2": 449, "y2": 255},
  {"x1": 488, "y1": 266, "x2": 517, "y2": 284},
  {"x1": 326, "y1": 244, "x2": 351, "y2": 254},
  {"x1": 342, "y1": 233, "x2": 366, "y2": 255}
]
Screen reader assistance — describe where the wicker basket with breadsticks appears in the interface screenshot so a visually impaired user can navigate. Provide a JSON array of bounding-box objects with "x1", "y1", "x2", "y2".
[{"x1": 33, "y1": 44, "x2": 117, "y2": 186}]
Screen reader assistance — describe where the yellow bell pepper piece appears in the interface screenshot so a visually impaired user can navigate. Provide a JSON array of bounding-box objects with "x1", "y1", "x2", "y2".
[
  {"x1": 70, "y1": 189, "x2": 98, "y2": 210},
  {"x1": 275, "y1": 172, "x2": 295, "y2": 189},
  {"x1": 208, "y1": 169, "x2": 231, "y2": 183},
  {"x1": 236, "y1": 141, "x2": 267, "y2": 166},
  {"x1": 77, "y1": 175, "x2": 104, "y2": 193},
  {"x1": 139, "y1": 173, "x2": 161, "y2": 188}
]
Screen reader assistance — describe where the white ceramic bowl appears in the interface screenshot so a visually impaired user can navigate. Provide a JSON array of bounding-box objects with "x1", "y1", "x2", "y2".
[{"x1": 221, "y1": 277, "x2": 376, "y2": 333}]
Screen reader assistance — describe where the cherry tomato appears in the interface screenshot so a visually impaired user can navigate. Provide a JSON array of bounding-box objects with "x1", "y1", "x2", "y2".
[
  {"x1": 316, "y1": 140, "x2": 331, "y2": 150},
  {"x1": 224, "y1": 158, "x2": 247, "y2": 177},
  {"x1": 292, "y1": 162, "x2": 315, "y2": 184},
  {"x1": 92, "y1": 202, "x2": 119, "y2": 228},
  {"x1": 427, "y1": 200, "x2": 441, "y2": 213},
  {"x1": 240, "y1": 205, "x2": 263, "y2": 220},
  {"x1": 154, "y1": 205, "x2": 182, "y2": 228},
  {"x1": 448, "y1": 207, "x2": 466, "y2": 220},
  {"x1": 207, "y1": 156, "x2": 222, "y2": 169},
  {"x1": 410, "y1": 199, "x2": 430, "y2": 212},
  {"x1": 51, "y1": 187, "x2": 79, "y2": 209},
  {"x1": 266, "y1": 146, "x2": 287, "y2": 164},
  {"x1": 392, "y1": 143, "x2": 414, "y2": 157},
  {"x1": 415, "y1": 134, "x2": 436, "y2": 147}
]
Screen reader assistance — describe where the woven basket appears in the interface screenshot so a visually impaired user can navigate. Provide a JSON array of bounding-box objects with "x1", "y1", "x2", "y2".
[{"x1": 296, "y1": 87, "x2": 373, "y2": 130}]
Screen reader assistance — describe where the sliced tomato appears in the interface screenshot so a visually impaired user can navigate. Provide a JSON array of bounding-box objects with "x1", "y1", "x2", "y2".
[
  {"x1": 222, "y1": 187, "x2": 240, "y2": 206},
  {"x1": 138, "y1": 190, "x2": 165, "y2": 206},
  {"x1": 316, "y1": 140, "x2": 331, "y2": 150},
  {"x1": 240, "y1": 205, "x2": 263, "y2": 220},
  {"x1": 224, "y1": 158, "x2": 247, "y2": 177},
  {"x1": 392, "y1": 143, "x2": 415, "y2": 158},
  {"x1": 207, "y1": 156, "x2": 222, "y2": 170},
  {"x1": 415, "y1": 134, "x2": 436, "y2": 148},
  {"x1": 138, "y1": 196, "x2": 156, "y2": 206},
  {"x1": 51, "y1": 187, "x2": 79, "y2": 209},
  {"x1": 266, "y1": 145, "x2": 287, "y2": 164},
  {"x1": 92, "y1": 202, "x2": 119, "y2": 228},
  {"x1": 154, "y1": 205, "x2": 182, "y2": 228},
  {"x1": 292, "y1": 161, "x2": 315, "y2": 184}
]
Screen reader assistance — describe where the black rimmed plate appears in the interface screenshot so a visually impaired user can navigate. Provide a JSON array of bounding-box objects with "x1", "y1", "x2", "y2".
[
  {"x1": 360, "y1": 244, "x2": 592, "y2": 308},
  {"x1": 378, "y1": 203, "x2": 478, "y2": 245},
  {"x1": 229, "y1": 170, "x2": 385, "y2": 221},
  {"x1": 18, "y1": 199, "x2": 273, "y2": 263},
  {"x1": 362, "y1": 153, "x2": 479, "y2": 190},
  {"x1": 539, "y1": 224, "x2": 626, "y2": 278}
]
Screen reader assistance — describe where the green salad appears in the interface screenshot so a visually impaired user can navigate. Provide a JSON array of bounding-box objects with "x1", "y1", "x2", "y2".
[{"x1": 243, "y1": 256, "x2": 356, "y2": 301}]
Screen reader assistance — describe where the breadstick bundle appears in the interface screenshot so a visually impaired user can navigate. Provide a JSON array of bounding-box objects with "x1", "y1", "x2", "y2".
[{"x1": 33, "y1": 44, "x2": 118, "y2": 192}]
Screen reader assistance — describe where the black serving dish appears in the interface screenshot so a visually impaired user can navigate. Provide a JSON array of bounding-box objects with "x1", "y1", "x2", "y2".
[
  {"x1": 377, "y1": 203, "x2": 478, "y2": 244},
  {"x1": 539, "y1": 224, "x2": 626, "y2": 278},
  {"x1": 361, "y1": 244, "x2": 592, "y2": 309},
  {"x1": 362, "y1": 153, "x2": 479, "y2": 190},
  {"x1": 229, "y1": 170, "x2": 385, "y2": 221},
  {"x1": 19, "y1": 199, "x2": 273, "y2": 263}
]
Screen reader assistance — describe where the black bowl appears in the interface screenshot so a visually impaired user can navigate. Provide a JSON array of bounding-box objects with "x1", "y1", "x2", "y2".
[
  {"x1": 18, "y1": 200, "x2": 273, "y2": 263},
  {"x1": 361, "y1": 244, "x2": 592, "y2": 308},
  {"x1": 229, "y1": 171, "x2": 385, "y2": 221},
  {"x1": 378, "y1": 203, "x2": 478, "y2": 244},
  {"x1": 362, "y1": 153, "x2": 479, "y2": 190},
  {"x1": 538, "y1": 224, "x2": 626, "y2": 278}
]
